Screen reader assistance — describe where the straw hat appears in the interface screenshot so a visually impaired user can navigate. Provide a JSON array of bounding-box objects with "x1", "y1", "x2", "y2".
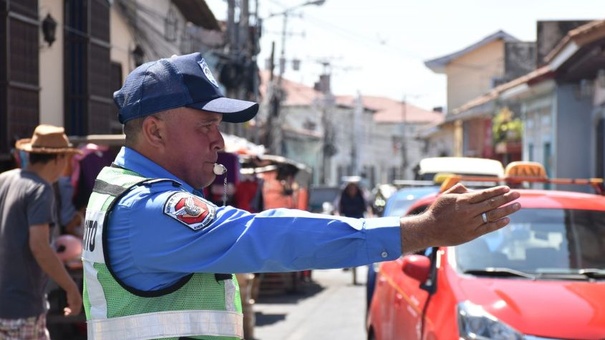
[{"x1": 15, "y1": 124, "x2": 81, "y2": 154}]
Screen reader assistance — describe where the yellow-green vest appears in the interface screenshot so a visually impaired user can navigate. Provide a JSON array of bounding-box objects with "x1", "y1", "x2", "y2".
[{"x1": 82, "y1": 166, "x2": 243, "y2": 340}]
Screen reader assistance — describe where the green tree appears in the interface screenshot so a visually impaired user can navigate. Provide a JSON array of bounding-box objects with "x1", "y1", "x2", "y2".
[{"x1": 492, "y1": 107, "x2": 523, "y2": 144}]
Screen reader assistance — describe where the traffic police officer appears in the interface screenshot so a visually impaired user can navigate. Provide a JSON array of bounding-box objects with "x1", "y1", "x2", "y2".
[{"x1": 82, "y1": 53, "x2": 521, "y2": 339}]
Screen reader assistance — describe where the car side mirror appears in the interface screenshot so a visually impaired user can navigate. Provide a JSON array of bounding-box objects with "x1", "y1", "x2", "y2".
[{"x1": 401, "y1": 254, "x2": 431, "y2": 282}]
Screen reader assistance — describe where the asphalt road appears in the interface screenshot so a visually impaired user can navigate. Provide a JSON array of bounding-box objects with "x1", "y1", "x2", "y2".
[{"x1": 251, "y1": 266, "x2": 369, "y2": 340}]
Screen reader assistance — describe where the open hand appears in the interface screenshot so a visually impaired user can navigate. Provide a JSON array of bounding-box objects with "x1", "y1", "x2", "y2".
[{"x1": 400, "y1": 183, "x2": 521, "y2": 254}]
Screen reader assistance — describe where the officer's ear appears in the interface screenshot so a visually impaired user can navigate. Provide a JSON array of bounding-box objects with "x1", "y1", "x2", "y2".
[{"x1": 141, "y1": 114, "x2": 166, "y2": 147}]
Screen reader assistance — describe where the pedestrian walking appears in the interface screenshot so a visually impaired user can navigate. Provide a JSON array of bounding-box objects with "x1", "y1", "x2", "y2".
[
  {"x1": 0, "y1": 125, "x2": 83, "y2": 340},
  {"x1": 337, "y1": 179, "x2": 372, "y2": 283}
]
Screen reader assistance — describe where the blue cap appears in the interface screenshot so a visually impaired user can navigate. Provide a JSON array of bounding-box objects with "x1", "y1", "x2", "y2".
[{"x1": 114, "y1": 52, "x2": 259, "y2": 124}]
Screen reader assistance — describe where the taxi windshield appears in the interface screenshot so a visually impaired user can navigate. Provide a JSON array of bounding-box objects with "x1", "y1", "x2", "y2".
[{"x1": 455, "y1": 208, "x2": 605, "y2": 275}]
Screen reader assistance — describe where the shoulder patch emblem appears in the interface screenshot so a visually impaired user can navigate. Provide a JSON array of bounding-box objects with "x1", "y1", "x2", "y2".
[{"x1": 164, "y1": 192, "x2": 216, "y2": 230}]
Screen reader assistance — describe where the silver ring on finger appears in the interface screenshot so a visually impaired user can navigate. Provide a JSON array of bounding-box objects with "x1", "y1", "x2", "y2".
[{"x1": 481, "y1": 212, "x2": 488, "y2": 224}]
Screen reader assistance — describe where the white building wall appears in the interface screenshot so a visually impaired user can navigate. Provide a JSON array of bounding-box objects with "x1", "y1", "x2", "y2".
[
  {"x1": 367, "y1": 119, "x2": 439, "y2": 184},
  {"x1": 110, "y1": 5, "x2": 136, "y2": 78},
  {"x1": 325, "y1": 105, "x2": 349, "y2": 185},
  {"x1": 359, "y1": 110, "x2": 376, "y2": 182},
  {"x1": 279, "y1": 93, "x2": 440, "y2": 187},
  {"x1": 405, "y1": 122, "x2": 435, "y2": 178},
  {"x1": 369, "y1": 122, "x2": 401, "y2": 184},
  {"x1": 39, "y1": 0, "x2": 64, "y2": 126},
  {"x1": 130, "y1": 0, "x2": 188, "y2": 60},
  {"x1": 281, "y1": 105, "x2": 323, "y2": 181},
  {"x1": 522, "y1": 94, "x2": 554, "y2": 185}
]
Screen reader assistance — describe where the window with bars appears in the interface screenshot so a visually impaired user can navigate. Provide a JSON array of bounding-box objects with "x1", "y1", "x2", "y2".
[
  {"x1": 1, "y1": 0, "x2": 116, "y2": 167},
  {"x1": 64, "y1": 0, "x2": 114, "y2": 136},
  {"x1": 0, "y1": 0, "x2": 39, "y2": 158}
]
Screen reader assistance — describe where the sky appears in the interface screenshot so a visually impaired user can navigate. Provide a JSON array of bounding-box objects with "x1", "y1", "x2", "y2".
[{"x1": 206, "y1": 0, "x2": 603, "y2": 111}]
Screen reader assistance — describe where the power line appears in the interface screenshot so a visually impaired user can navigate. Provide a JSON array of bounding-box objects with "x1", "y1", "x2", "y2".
[{"x1": 260, "y1": 3, "x2": 501, "y2": 74}]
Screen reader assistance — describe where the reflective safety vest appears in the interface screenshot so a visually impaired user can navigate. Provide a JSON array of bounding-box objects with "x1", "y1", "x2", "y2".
[{"x1": 82, "y1": 166, "x2": 243, "y2": 340}]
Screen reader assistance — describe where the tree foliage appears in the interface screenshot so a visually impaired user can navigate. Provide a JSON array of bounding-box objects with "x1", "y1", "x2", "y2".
[{"x1": 492, "y1": 107, "x2": 523, "y2": 144}]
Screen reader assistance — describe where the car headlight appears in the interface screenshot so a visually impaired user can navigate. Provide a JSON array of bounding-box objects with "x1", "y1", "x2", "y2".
[{"x1": 457, "y1": 301, "x2": 524, "y2": 340}]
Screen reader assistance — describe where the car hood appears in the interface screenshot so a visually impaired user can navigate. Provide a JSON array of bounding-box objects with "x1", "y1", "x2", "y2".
[{"x1": 458, "y1": 276, "x2": 605, "y2": 338}]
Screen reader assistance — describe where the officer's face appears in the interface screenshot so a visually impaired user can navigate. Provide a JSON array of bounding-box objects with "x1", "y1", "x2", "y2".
[{"x1": 157, "y1": 107, "x2": 225, "y2": 189}]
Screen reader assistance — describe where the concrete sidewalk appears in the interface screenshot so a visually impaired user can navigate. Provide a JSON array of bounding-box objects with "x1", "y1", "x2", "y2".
[{"x1": 251, "y1": 267, "x2": 368, "y2": 340}]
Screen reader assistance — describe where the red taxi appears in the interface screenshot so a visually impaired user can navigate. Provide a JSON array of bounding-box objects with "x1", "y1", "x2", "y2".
[{"x1": 367, "y1": 162, "x2": 605, "y2": 340}]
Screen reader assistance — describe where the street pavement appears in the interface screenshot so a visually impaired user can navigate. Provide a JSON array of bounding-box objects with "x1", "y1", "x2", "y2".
[{"x1": 251, "y1": 266, "x2": 369, "y2": 340}]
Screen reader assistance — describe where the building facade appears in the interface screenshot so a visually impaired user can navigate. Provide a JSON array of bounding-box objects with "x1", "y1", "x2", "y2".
[{"x1": 0, "y1": 0, "x2": 228, "y2": 171}]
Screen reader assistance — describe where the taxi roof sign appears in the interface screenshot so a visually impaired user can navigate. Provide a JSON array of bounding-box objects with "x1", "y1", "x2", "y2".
[
  {"x1": 437, "y1": 161, "x2": 605, "y2": 195},
  {"x1": 437, "y1": 174, "x2": 461, "y2": 190},
  {"x1": 504, "y1": 161, "x2": 547, "y2": 180},
  {"x1": 433, "y1": 173, "x2": 459, "y2": 184}
]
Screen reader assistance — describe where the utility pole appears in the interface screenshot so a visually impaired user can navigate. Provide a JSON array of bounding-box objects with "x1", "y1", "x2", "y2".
[
  {"x1": 316, "y1": 61, "x2": 335, "y2": 185},
  {"x1": 351, "y1": 92, "x2": 363, "y2": 176},
  {"x1": 263, "y1": 0, "x2": 326, "y2": 155},
  {"x1": 264, "y1": 42, "x2": 280, "y2": 153},
  {"x1": 239, "y1": 0, "x2": 249, "y2": 58},
  {"x1": 223, "y1": 0, "x2": 238, "y2": 137},
  {"x1": 234, "y1": 0, "x2": 250, "y2": 138},
  {"x1": 261, "y1": 43, "x2": 282, "y2": 154},
  {"x1": 314, "y1": 57, "x2": 357, "y2": 185},
  {"x1": 400, "y1": 93, "x2": 424, "y2": 179},
  {"x1": 223, "y1": 0, "x2": 261, "y2": 140}
]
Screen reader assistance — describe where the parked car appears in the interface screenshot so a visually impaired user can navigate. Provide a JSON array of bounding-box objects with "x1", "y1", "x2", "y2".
[
  {"x1": 414, "y1": 156, "x2": 505, "y2": 180},
  {"x1": 379, "y1": 185, "x2": 439, "y2": 218},
  {"x1": 367, "y1": 161, "x2": 605, "y2": 339},
  {"x1": 366, "y1": 157, "x2": 506, "y2": 313},
  {"x1": 308, "y1": 185, "x2": 341, "y2": 214}
]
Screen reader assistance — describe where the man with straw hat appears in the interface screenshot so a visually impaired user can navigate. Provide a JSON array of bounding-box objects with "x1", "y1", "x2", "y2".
[{"x1": 0, "y1": 124, "x2": 82, "y2": 340}]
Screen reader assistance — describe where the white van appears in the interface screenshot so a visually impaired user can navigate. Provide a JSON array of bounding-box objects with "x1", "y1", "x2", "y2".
[{"x1": 416, "y1": 157, "x2": 505, "y2": 181}]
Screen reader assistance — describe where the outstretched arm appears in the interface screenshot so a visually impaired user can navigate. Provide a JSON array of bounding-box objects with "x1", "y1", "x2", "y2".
[{"x1": 399, "y1": 184, "x2": 521, "y2": 254}]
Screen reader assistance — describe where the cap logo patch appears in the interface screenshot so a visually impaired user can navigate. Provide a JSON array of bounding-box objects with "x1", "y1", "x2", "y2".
[
  {"x1": 199, "y1": 59, "x2": 219, "y2": 88},
  {"x1": 164, "y1": 192, "x2": 216, "y2": 230}
]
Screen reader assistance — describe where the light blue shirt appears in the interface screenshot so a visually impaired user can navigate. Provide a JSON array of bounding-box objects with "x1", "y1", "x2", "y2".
[{"x1": 109, "y1": 147, "x2": 402, "y2": 291}]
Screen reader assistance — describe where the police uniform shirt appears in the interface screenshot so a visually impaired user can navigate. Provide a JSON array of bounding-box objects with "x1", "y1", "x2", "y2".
[{"x1": 107, "y1": 147, "x2": 402, "y2": 291}]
